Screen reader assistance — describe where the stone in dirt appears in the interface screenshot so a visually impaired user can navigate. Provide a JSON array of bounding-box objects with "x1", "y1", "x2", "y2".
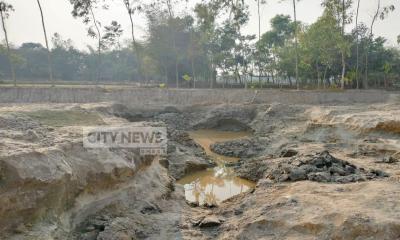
[
  {"x1": 280, "y1": 149, "x2": 298, "y2": 158},
  {"x1": 375, "y1": 155, "x2": 399, "y2": 164},
  {"x1": 198, "y1": 216, "x2": 222, "y2": 228}
]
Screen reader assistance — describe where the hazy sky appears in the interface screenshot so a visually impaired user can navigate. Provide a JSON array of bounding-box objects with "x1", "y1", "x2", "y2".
[{"x1": 2, "y1": 0, "x2": 399, "y2": 50}]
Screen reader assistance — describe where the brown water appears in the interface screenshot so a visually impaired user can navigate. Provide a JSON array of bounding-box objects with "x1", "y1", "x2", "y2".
[{"x1": 177, "y1": 130, "x2": 256, "y2": 205}]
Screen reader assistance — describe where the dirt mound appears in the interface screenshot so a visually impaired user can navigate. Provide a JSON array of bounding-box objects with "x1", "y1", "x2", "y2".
[
  {"x1": 266, "y1": 151, "x2": 388, "y2": 183},
  {"x1": 210, "y1": 138, "x2": 264, "y2": 158},
  {"x1": 235, "y1": 151, "x2": 389, "y2": 183}
]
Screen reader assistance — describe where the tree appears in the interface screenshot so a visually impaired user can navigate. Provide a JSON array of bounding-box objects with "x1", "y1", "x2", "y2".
[
  {"x1": 322, "y1": 0, "x2": 353, "y2": 90},
  {"x1": 292, "y1": 0, "x2": 300, "y2": 89},
  {"x1": 123, "y1": 0, "x2": 144, "y2": 82},
  {"x1": 301, "y1": 12, "x2": 342, "y2": 88},
  {"x1": 153, "y1": 0, "x2": 180, "y2": 88},
  {"x1": 257, "y1": 15, "x2": 296, "y2": 86},
  {"x1": 354, "y1": 0, "x2": 360, "y2": 88},
  {"x1": 194, "y1": 1, "x2": 219, "y2": 88},
  {"x1": 36, "y1": 0, "x2": 54, "y2": 85},
  {"x1": 365, "y1": 0, "x2": 395, "y2": 88},
  {"x1": 0, "y1": 1, "x2": 15, "y2": 85},
  {"x1": 256, "y1": 0, "x2": 266, "y2": 85},
  {"x1": 102, "y1": 21, "x2": 123, "y2": 50},
  {"x1": 70, "y1": 0, "x2": 104, "y2": 83}
]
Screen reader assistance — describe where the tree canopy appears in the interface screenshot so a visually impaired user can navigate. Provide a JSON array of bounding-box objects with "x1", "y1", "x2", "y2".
[{"x1": 0, "y1": 0, "x2": 399, "y2": 89}]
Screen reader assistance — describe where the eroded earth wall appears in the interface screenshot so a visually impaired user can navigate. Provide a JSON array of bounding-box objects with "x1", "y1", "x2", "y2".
[{"x1": 0, "y1": 87, "x2": 398, "y2": 105}]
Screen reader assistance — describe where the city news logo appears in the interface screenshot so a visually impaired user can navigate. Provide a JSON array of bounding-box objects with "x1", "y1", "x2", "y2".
[{"x1": 83, "y1": 126, "x2": 167, "y2": 156}]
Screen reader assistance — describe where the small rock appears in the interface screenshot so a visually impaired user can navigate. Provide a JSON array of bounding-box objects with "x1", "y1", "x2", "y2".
[
  {"x1": 234, "y1": 209, "x2": 243, "y2": 215},
  {"x1": 370, "y1": 169, "x2": 389, "y2": 177},
  {"x1": 199, "y1": 216, "x2": 222, "y2": 228},
  {"x1": 329, "y1": 165, "x2": 346, "y2": 176},
  {"x1": 13, "y1": 224, "x2": 27, "y2": 234},
  {"x1": 307, "y1": 172, "x2": 331, "y2": 182},
  {"x1": 202, "y1": 202, "x2": 218, "y2": 208},
  {"x1": 186, "y1": 201, "x2": 199, "y2": 207},
  {"x1": 377, "y1": 156, "x2": 399, "y2": 164},
  {"x1": 289, "y1": 168, "x2": 307, "y2": 181},
  {"x1": 280, "y1": 149, "x2": 298, "y2": 158},
  {"x1": 159, "y1": 158, "x2": 169, "y2": 168},
  {"x1": 79, "y1": 231, "x2": 99, "y2": 240}
]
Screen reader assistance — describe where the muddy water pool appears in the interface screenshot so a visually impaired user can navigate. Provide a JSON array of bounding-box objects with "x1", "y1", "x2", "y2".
[{"x1": 177, "y1": 130, "x2": 255, "y2": 205}]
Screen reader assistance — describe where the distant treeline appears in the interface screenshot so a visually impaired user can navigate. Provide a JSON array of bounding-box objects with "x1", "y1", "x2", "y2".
[
  {"x1": 0, "y1": 40, "x2": 141, "y2": 83},
  {"x1": 1, "y1": 0, "x2": 400, "y2": 89}
]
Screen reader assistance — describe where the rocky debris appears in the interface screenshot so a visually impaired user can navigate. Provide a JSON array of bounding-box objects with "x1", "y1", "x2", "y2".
[
  {"x1": 234, "y1": 157, "x2": 270, "y2": 182},
  {"x1": 266, "y1": 151, "x2": 389, "y2": 183},
  {"x1": 198, "y1": 216, "x2": 222, "y2": 228},
  {"x1": 140, "y1": 202, "x2": 162, "y2": 214},
  {"x1": 155, "y1": 112, "x2": 191, "y2": 130},
  {"x1": 280, "y1": 149, "x2": 298, "y2": 158},
  {"x1": 168, "y1": 129, "x2": 204, "y2": 151},
  {"x1": 0, "y1": 113, "x2": 42, "y2": 131},
  {"x1": 210, "y1": 138, "x2": 264, "y2": 158},
  {"x1": 167, "y1": 129, "x2": 214, "y2": 179},
  {"x1": 375, "y1": 154, "x2": 399, "y2": 164}
]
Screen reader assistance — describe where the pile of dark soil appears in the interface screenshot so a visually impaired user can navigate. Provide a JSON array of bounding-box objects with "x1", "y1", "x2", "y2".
[
  {"x1": 266, "y1": 151, "x2": 389, "y2": 183},
  {"x1": 210, "y1": 138, "x2": 264, "y2": 158}
]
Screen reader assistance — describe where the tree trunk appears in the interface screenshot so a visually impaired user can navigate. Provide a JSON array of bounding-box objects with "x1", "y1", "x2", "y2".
[
  {"x1": 37, "y1": 0, "x2": 54, "y2": 86},
  {"x1": 365, "y1": 0, "x2": 381, "y2": 89},
  {"x1": 292, "y1": 0, "x2": 300, "y2": 90},
  {"x1": 123, "y1": 0, "x2": 143, "y2": 84},
  {"x1": 355, "y1": 0, "x2": 361, "y2": 89},
  {"x1": 341, "y1": 52, "x2": 345, "y2": 89},
  {"x1": 316, "y1": 62, "x2": 320, "y2": 89},
  {"x1": 0, "y1": 9, "x2": 16, "y2": 86},
  {"x1": 89, "y1": 6, "x2": 101, "y2": 84},
  {"x1": 190, "y1": 27, "x2": 196, "y2": 89},
  {"x1": 257, "y1": 0, "x2": 261, "y2": 85},
  {"x1": 340, "y1": 0, "x2": 346, "y2": 90},
  {"x1": 323, "y1": 65, "x2": 328, "y2": 89},
  {"x1": 165, "y1": 0, "x2": 179, "y2": 88}
]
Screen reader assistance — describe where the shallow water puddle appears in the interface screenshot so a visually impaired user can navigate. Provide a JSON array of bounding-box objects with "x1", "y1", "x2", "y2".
[{"x1": 177, "y1": 130, "x2": 255, "y2": 205}]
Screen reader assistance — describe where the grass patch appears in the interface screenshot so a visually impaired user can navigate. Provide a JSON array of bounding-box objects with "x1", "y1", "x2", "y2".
[{"x1": 25, "y1": 110, "x2": 105, "y2": 127}]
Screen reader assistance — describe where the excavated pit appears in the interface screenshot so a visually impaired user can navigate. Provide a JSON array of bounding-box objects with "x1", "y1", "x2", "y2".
[{"x1": 1, "y1": 99, "x2": 400, "y2": 240}]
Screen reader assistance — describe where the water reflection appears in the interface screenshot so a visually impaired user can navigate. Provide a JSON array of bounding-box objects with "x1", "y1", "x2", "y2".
[{"x1": 177, "y1": 130, "x2": 255, "y2": 205}]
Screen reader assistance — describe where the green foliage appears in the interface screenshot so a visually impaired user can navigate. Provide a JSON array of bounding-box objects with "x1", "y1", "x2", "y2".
[
  {"x1": 182, "y1": 74, "x2": 191, "y2": 82},
  {"x1": 0, "y1": 0, "x2": 399, "y2": 89},
  {"x1": 0, "y1": 1, "x2": 14, "y2": 18}
]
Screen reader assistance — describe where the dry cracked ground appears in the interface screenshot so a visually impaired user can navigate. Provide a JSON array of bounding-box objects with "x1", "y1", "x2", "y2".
[{"x1": 1, "y1": 99, "x2": 400, "y2": 240}]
